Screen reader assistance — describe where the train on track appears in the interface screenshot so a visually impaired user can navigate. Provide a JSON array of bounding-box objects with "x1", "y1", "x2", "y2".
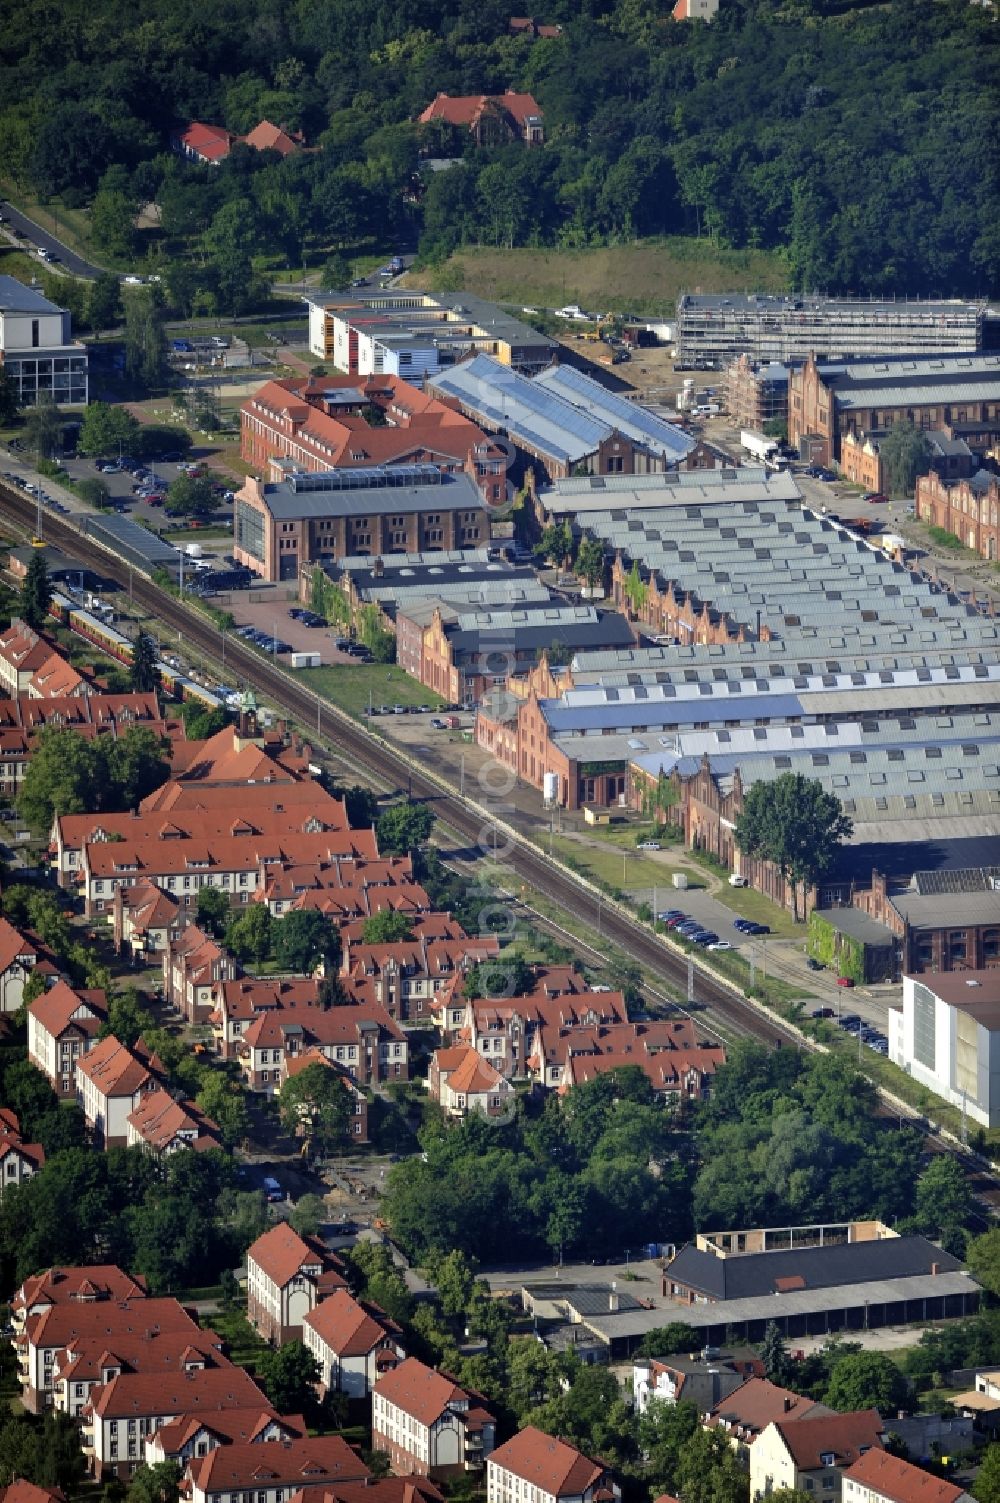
[{"x1": 48, "y1": 590, "x2": 224, "y2": 711}]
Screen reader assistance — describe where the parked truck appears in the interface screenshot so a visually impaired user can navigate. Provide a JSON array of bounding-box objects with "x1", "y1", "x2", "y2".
[{"x1": 741, "y1": 428, "x2": 780, "y2": 465}]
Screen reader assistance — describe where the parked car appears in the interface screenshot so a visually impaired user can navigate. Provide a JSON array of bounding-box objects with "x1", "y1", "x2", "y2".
[
  {"x1": 657, "y1": 909, "x2": 685, "y2": 923},
  {"x1": 664, "y1": 913, "x2": 689, "y2": 928},
  {"x1": 836, "y1": 975, "x2": 855, "y2": 988},
  {"x1": 864, "y1": 491, "x2": 889, "y2": 504},
  {"x1": 810, "y1": 1007, "x2": 836, "y2": 1019},
  {"x1": 693, "y1": 931, "x2": 719, "y2": 946},
  {"x1": 839, "y1": 1014, "x2": 862, "y2": 1032},
  {"x1": 729, "y1": 873, "x2": 749, "y2": 887},
  {"x1": 637, "y1": 840, "x2": 661, "y2": 851},
  {"x1": 805, "y1": 957, "x2": 823, "y2": 971},
  {"x1": 707, "y1": 940, "x2": 732, "y2": 951},
  {"x1": 430, "y1": 717, "x2": 446, "y2": 729}
]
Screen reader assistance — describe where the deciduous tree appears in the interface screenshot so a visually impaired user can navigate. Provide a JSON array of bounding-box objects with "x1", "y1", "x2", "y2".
[
  {"x1": 734, "y1": 772, "x2": 853, "y2": 921},
  {"x1": 128, "y1": 630, "x2": 160, "y2": 694},
  {"x1": 360, "y1": 910, "x2": 414, "y2": 945},
  {"x1": 278, "y1": 1060, "x2": 351, "y2": 1156}
]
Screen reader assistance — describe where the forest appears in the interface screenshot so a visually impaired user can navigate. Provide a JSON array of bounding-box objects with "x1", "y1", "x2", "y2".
[{"x1": 0, "y1": 0, "x2": 996, "y2": 305}]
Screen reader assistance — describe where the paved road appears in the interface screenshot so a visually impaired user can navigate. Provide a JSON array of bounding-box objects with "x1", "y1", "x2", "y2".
[{"x1": 0, "y1": 199, "x2": 104, "y2": 279}]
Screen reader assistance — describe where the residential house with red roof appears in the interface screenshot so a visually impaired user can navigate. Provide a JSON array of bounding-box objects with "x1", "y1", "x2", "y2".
[
  {"x1": 242, "y1": 119, "x2": 303, "y2": 156},
  {"x1": 75, "y1": 1034, "x2": 157, "y2": 1147},
  {"x1": 173, "y1": 122, "x2": 236, "y2": 164},
  {"x1": 302, "y1": 1288, "x2": 405, "y2": 1399},
  {"x1": 0, "y1": 916, "x2": 43, "y2": 1014},
  {"x1": 0, "y1": 1484, "x2": 63, "y2": 1503},
  {"x1": 111, "y1": 880, "x2": 182, "y2": 960},
  {"x1": 0, "y1": 1109, "x2": 44, "y2": 1198},
  {"x1": 340, "y1": 930, "x2": 500, "y2": 1022},
  {"x1": 487, "y1": 1427, "x2": 620, "y2": 1503},
  {"x1": 237, "y1": 995, "x2": 408, "y2": 1093},
  {"x1": 557, "y1": 1031, "x2": 726, "y2": 1100},
  {"x1": 708, "y1": 1377, "x2": 832, "y2": 1460},
  {"x1": 842, "y1": 1448, "x2": 973, "y2": 1503},
  {"x1": 52, "y1": 1325, "x2": 227, "y2": 1421},
  {"x1": 529, "y1": 1015, "x2": 725, "y2": 1095},
  {"x1": 428, "y1": 1044, "x2": 513, "y2": 1119},
  {"x1": 185, "y1": 1436, "x2": 368, "y2": 1503},
  {"x1": 750, "y1": 1410, "x2": 886, "y2": 1502},
  {"x1": 372, "y1": 1357, "x2": 495, "y2": 1478},
  {"x1": 508, "y1": 17, "x2": 563, "y2": 38},
  {"x1": 27, "y1": 980, "x2": 107, "y2": 1098},
  {"x1": 0, "y1": 621, "x2": 86, "y2": 699},
  {"x1": 11, "y1": 1264, "x2": 147, "y2": 1339},
  {"x1": 241, "y1": 375, "x2": 507, "y2": 506},
  {"x1": 258, "y1": 855, "x2": 426, "y2": 919},
  {"x1": 209, "y1": 976, "x2": 320, "y2": 1058},
  {"x1": 632, "y1": 1348, "x2": 763, "y2": 1416},
  {"x1": 125, "y1": 1087, "x2": 220, "y2": 1155},
  {"x1": 161, "y1": 922, "x2": 239, "y2": 1024},
  {"x1": 453, "y1": 984, "x2": 628, "y2": 1079},
  {"x1": 284, "y1": 1481, "x2": 443, "y2": 1503},
  {"x1": 53, "y1": 798, "x2": 345, "y2": 884},
  {"x1": 80, "y1": 828, "x2": 378, "y2": 918},
  {"x1": 144, "y1": 1406, "x2": 306, "y2": 1467},
  {"x1": 173, "y1": 119, "x2": 303, "y2": 166},
  {"x1": 17, "y1": 1292, "x2": 201, "y2": 1415},
  {"x1": 0, "y1": 692, "x2": 167, "y2": 801},
  {"x1": 82, "y1": 1363, "x2": 269, "y2": 1480},
  {"x1": 418, "y1": 91, "x2": 544, "y2": 146},
  {"x1": 246, "y1": 1223, "x2": 348, "y2": 1344},
  {"x1": 164, "y1": 724, "x2": 308, "y2": 786},
  {"x1": 279, "y1": 1049, "x2": 369, "y2": 1144}
]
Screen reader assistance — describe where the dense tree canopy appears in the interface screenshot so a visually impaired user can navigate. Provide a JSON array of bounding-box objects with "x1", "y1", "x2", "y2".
[
  {"x1": 0, "y1": 1, "x2": 993, "y2": 300},
  {"x1": 17, "y1": 725, "x2": 170, "y2": 833}
]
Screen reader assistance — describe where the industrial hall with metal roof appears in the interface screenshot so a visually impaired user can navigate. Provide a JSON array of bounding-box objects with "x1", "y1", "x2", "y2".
[{"x1": 473, "y1": 466, "x2": 1000, "y2": 972}]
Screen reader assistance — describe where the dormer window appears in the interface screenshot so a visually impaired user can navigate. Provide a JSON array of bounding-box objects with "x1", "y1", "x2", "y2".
[{"x1": 820, "y1": 1452, "x2": 835, "y2": 1466}]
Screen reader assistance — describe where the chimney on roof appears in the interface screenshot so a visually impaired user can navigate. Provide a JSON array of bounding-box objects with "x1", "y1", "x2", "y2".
[
  {"x1": 783, "y1": 1396, "x2": 795, "y2": 1412},
  {"x1": 932, "y1": 1262, "x2": 940, "y2": 1276}
]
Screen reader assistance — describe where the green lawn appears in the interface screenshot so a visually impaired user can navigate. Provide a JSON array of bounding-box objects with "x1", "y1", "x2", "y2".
[
  {"x1": 548, "y1": 833, "x2": 686, "y2": 894},
  {"x1": 292, "y1": 663, "x2": 445, "y2": 719},
  {"x1": 407, "y1": 237, "x2": 790, "y2": 317}
]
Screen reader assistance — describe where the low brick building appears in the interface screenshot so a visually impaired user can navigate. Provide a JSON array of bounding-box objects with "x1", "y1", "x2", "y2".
[
  {"x1": 234, "y1": 468, "x2": 489, "y2": 583},
  {"x1": 916, "y1": 469, "x2": 1000, "y2": 561}
]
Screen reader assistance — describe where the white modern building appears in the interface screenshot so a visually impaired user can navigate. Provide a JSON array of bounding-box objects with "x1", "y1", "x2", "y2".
[
  {"x1": 889, "y1": 969, "x2": 1000, "y2": 1128},
  {"x1": 0, "y1": 275, "x2": 88, "y2": 406}
]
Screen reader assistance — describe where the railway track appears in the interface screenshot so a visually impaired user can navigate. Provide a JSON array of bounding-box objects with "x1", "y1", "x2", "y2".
[{"x1": 0, "y1": 481, "x2": 804, "y2": 1051}]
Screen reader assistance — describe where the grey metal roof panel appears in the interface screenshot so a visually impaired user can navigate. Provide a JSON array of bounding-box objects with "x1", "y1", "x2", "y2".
[
  {"x1": 256, "y1": 469, "x2": 481, "y2": 519},
  {"x1": 533, "y1": 363, "x2": 694, "y2": 461},
  {"x1": 542, "y1": 691, "x2": 802, "y2": 733},
  {"x1": 0, "y1": 275, "x2": 62, "y2": 314},
  {"x1": 667, "y1": 1235, "x2": 962, "y2": 1302}
]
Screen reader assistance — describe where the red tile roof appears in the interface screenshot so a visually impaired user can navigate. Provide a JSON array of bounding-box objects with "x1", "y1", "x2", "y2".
[
  {"x1": 709, "y1": 1378, "x2": 829, "y2": 1435},
  {"x1": 0, "y1": 916, "x2": 35, "y2": 974},
  {"x1": 151, "y1": 1407, "x2": 303, "y2": 1457},
  {"x1": 84, "y1": 829, "x2": 378, "y2": 879},
  {"x1": 418, "y1": 91, "x2": 543, "y2": 129},
  {"x1": 488, "y1": 1427, "x2": 607, "y2": 1497},
  {"x1": 0, "y1": 1484, "x2": 64, "y2": 1503},
  {"x1": 242, "y1": 119, "x2": 302, "y2": 155},
  {"x1": 178, "y1": 122, "x2": 235, "y2": 161},
  {"x1": 186, "y1": 1435, "x2": 369, "y2": 1491},
  {"x1": 286, "y1": 1481, "x2": 443, "y2": 1503},
  {"x1": 248, "y1": 1223, "x2": 346, "y2": 1290},
  {"x1": 27, "y1": 980, "x2": 106, "y2": 1040},
  {"x1": 75, "y1": 1034, "x2": 153, "y2": 1099},
  {"x1": 141, "y1": 779, "x2": 343, "y2": 816},
  {"x1": 14, "y1": 1264, "x2": 146, "y2": 1315},
  {"x1": 303, "y1": 1289, "x2": 402, "y2": 1358},
  {"x1": 374, "y1": 1357, "x2": 475, "y2": 1428},
  {"x1": 89, "y1": 1363, "x2": 266, "y2": 1419},
  {"x1": 772, "y1": 1410, "x2": 885, "y2": 1471},
  {"x1": 842, "y1": 1449, "x2": 967, "y2": 1502},
  {"x1": 126, "y1": 1088, "x2": 220, "y2": 1152},
  {"x1": 436, "y1": 1044, "x2": 508, "y2": 1098},
  {"x1": 25, "y1": 1295, "x2": 199, "y2": 1353}
]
